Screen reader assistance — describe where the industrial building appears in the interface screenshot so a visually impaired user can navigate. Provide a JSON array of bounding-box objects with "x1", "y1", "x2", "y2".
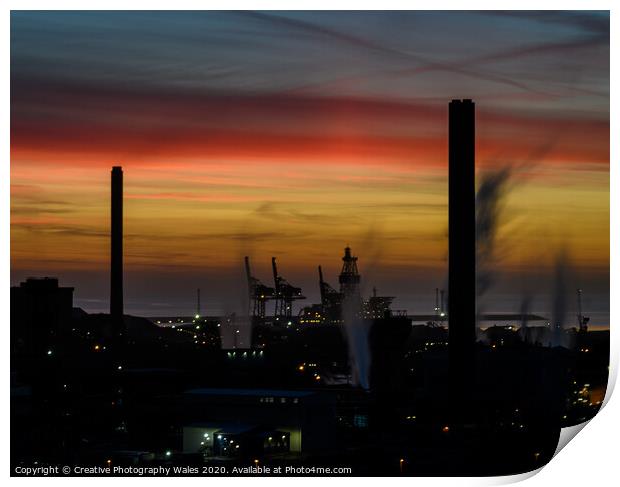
[
  {"x1": 300, "y1": 247, "x2": 400, "y2": 325},
  {"x1": 10, "y1": 277, "x2": 74, "y2": 357},
  {"x1": 179, "y1": 388, "x2": 336, "y2": 458}
]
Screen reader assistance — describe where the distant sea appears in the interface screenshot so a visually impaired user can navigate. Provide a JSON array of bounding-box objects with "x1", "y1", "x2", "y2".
[{"x1": 477, "y1": 311, "x2": 609, "y2": 331}]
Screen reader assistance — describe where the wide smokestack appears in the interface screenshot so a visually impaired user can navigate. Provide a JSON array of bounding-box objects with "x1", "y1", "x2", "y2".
[
  {"x1": 110, "y1": 166, "x2": 123, "y2": 321},
  {"x1": 448, "y1": 100, "x2": 476, "y2": 397}
]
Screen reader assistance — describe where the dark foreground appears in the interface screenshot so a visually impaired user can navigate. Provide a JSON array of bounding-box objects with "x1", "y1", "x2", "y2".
[{"x1": 11, "y1": 312, "x2": 609, "y2": 476}]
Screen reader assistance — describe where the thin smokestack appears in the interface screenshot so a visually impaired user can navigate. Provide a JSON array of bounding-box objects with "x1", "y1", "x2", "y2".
[
  {"x1": 110, "y1": 166, "x2": 123, "y2": 322},
  {"x1": 448, "y1": 100, "x2": 476, "y2": 402}
]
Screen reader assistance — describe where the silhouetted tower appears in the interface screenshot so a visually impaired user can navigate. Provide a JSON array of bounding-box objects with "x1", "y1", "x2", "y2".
[
  {"x1": 244, "y1": 256, "x2": 252, "y2": 315},
  {"x1": 110, "y1": 166, "x2": 123, "y2": 323},
  {"x1": 448, "y1": 100, "x2": 476, "y2": 407},
  {"x1": 196, "y1": 288, "x2": 201, "y2": 317},
  {"x1": 319, "y1": 265, "x2": 327, "y2": 306},
  {"x1": 244, "y1": 256, "x2": 274, "y2": 320},
  {"x1": 339, "y1": 246, "x2": 361, "y2": 302},
  {"x1": 272, "y1": 257, "x2": 305, "y2": 320},
  {"x1": 577, "y1": 289, "x2": 589, "y2": 333}
]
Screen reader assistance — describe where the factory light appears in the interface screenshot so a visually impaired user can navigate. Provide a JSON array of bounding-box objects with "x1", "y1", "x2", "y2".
[
  {"x1": 47, "y1": 350, "x2": 53, "y2": 356},
  {"x1": 195, "y1": 314, "x2": 200, "y2": 319},
  {"x1": 165, "y1": 451, "x2": 171, "y2": 457}
]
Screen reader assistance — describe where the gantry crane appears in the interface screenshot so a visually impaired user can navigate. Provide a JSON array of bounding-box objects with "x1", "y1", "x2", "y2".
[
  {"x1": 318, "y1": 265, "x2": 343, "y2": 323},
  {"x1": 244, "y1": 256, "x2": 274, "y2": 320},
  {"x1": 272, "y1": 257, "x2": 306, "y2": 320}
]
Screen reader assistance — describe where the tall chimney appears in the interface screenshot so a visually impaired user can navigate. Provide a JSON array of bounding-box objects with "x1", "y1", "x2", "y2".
[
  {"x1": 110, "y1": 166, "x2": 123, "y2": 322},
  {"x1": 448, "y1": 100, "x2": 476, "y2": 402}
]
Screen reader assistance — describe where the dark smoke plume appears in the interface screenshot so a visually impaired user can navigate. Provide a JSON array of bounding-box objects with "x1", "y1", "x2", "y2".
[{"x1": 476, "y1": 167, "x2": 512, "y2": 320}]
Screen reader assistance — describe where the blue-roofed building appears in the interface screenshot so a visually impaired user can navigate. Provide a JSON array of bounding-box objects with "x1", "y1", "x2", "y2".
[{"x1": 180, "y1": 388, "x2": 336, "y2": 457}]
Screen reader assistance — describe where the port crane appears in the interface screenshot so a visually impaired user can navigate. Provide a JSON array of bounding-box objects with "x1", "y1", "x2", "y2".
[
  {"x1": 272, "y1": 257, "x2": 306, "y2": 320},
  {"x1": 244, "y1": 256, "x2": 274, "y2": 319}
]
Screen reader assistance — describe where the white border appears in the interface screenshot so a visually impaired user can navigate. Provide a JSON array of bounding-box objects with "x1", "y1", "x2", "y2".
[{"x1": 3, "y1": 2, "x2": 616, "y2": 486}]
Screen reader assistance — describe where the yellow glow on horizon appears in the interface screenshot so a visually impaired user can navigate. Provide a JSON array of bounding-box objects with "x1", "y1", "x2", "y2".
[{"x1": 10, "y1": 155, "x2": 608, "y2": 277}]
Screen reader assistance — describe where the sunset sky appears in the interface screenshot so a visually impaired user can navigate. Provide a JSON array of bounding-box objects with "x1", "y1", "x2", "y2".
[{"x1": 10, "y1": 11, "x2": 609, "y2": 321}]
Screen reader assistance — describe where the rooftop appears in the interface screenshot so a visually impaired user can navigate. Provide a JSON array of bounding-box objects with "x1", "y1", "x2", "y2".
[{"x1": 185, "y1": 388, "x2": 316, "y2": 398}]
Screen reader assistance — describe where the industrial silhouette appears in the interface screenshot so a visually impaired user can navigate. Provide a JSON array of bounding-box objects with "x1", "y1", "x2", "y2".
[
  {"x1": 448, "y1": 99, "x2": 477, "y2": 420},
  {"x1": 10, "y1": 277, "x2": 74, "y2": 357},
  {"x1": 110, "y1": 166, "x2": 124, "y2": 325},
  {"x1": 272, "y1": 257, "x2": 305, "y2": 320},
  {"x1": 10, "y1": 100, "x2": 608, "y2": 476}
]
